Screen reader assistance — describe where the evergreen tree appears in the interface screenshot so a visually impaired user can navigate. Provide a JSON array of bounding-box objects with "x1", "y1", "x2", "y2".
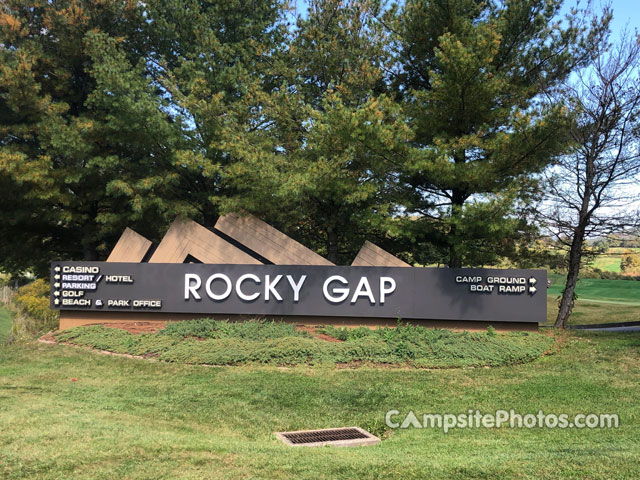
[
  {"x1": 389, "y1": 0, "x2": 606, "y2": 267},
  {"x1": 144, "y1": 0, "x2": 288, "y2": 227},
  {"x1": 0, "y1": 0, "x2": 185, "y2": 274},
  {"x1": 222, "y1": 0, "x2": 409, "y2": 264},
  {"x1": 0, "y1": 0, "x2": 286, "y2": 273}
]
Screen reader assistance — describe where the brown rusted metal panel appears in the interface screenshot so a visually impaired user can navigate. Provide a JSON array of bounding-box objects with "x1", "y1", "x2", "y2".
[
  {"x1": 149, "y1": 217, "x2": 260, "y2": 264},
  {"x1": 351, "y1": 241, "x2": 410, "y2": 267},
  {"x1": 106, "y1": 228, "x2": 152, "y2": 263},
  {"x1": 215, "y1": 213, "x2": 333, "y2": 265}
]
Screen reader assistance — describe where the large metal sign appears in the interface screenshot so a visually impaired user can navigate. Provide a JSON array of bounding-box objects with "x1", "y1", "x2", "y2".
[{"x1": 50, "y1": 262, "x2": 546, "y2": 324}]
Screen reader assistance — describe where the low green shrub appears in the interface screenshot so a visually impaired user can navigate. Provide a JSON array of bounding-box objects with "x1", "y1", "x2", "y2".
[
  {"x1": 579, "y1": 269, "x2": 640, "y2": 281},
  {"x1": 159, "y1": 318, "x2": 311, "y2": 340},
  {"x1": 9, "y1": 279, "x2": 59, "y2": 340},
  {"x1": 55, "y1": 322, "x2": 554, "y2": 368}
]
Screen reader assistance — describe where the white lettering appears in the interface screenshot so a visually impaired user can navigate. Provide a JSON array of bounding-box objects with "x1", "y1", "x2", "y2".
[
  {"x1": 61, "y1": 274, "x2": 94, "y2": 282},
  {"x1": 236, "y1": 274, "x2": 261, "y2": 301},
  {"x1": 351, "y1": 277, "x2": 375, "y2": 304},
  {"x1": 498, "y1": 285, "x2": 526, "y2": 293},
  {"x1": 385, "y1": 410, "x2": 401, "y2": 428},
  {"x1": 286, "y1": 275, "x2": 306, "y2": 302},
  {"x1": 265, "y1": 275, "x2": 283, "y2": 302},
  {"x1": 456, "y1": 276, "x2": 483, "y2": 283},
  {"x1": 323, "y1": 275, "x2": 349, "y2": 303},
  {"x1": 61, "y1": 282, "x2": 96, "y2": 290},
  {"x1": 206, "y1": 274, "x2": 232, "y2": 301},
  {"x1": 401, "y1": 411, "x2": 423, "y2": 429},
  {"x1": 379, "y1": 277, "x2": 396, "y2": 304},
  {"x1": 184, "y1": 274, "x2": 201, "y2": 300},
  {"x1": 62, "y1": 266, "x2": 99, "y2": 274},
  {"x1": 61, "y1": 290, "x2": 84, "y2": 297},
  {"x1": 62, "y1": 298, "x2": 92, "y2": 306},
  {"x1": 105, "y1": 275, "x2": 133, "y2": 283},
  {"x1": 132, "y1": 300, "x2": 162, "y2": 308},
  {"x1": 107, "y1": 299, "x2": 130, "y2": 307}
]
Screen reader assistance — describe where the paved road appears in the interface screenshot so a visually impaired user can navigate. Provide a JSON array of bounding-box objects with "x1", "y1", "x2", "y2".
[
  {"x1": 578, "y1": 326, "x2": 640, "y2": 332},
  {"x1": 577, "y1": 298, "x2": 640, "y2": 306}
]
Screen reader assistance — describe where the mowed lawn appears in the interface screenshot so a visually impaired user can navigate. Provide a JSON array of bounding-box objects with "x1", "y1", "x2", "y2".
[
  {"x1": 545, "y1": 274, "x2": 640, "y2": 325},
  {"x1": 546, "y1": 297, "x2": 640, "y2": 325},
  {"x1": 1, "y1": 306, "x2": 640, "y2": 479},
  {"x1": 584, "y1": 247, "x2": 640, "y2": 273},
  {"x1": 591, "y1": 255, "x2": 622, "y2": 273},
  {"x1": 548, "y1": 274, "x2": 640, "y2": 304}
]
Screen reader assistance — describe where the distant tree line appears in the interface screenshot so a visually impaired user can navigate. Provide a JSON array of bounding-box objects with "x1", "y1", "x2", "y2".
[{"x1": 1, "y1": 0, "x2": 634, "y2": 320}]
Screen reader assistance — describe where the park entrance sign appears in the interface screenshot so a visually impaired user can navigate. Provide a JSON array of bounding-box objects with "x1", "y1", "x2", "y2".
[
  {"x1": 50, "y1": 214, "x2": 546, "y2": 330},
  {"x1": 50, "y1": 262, "x2": 546, "y2": 325}
]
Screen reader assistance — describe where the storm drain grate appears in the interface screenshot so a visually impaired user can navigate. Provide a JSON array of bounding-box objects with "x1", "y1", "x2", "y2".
[{"x1": 276, "y1": 427, "x2": 380, "y2": 447}]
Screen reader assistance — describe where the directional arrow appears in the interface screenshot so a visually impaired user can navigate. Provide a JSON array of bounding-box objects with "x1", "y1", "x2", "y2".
[
  {"x1": 54, "y1": 298, "x2": 60, "y2": 305},
  {"x1": 54, "y1": 274, "x2": 60, "y2": 280},
  {"x1": 529, "y1": 286, "x2": 537, "y2": 295},
  {"x1": 54, "y1": 282, "x2": 60, "y2": 289},
  {"x1": 53, "y1": 291, "x2": 60, "y2": 297},
  {"x1": 529, "y1": 277, "x2": 537, "y2": 285},
  {"x1": 54, "y1": 266, "x2": 61, "y2": 272}
]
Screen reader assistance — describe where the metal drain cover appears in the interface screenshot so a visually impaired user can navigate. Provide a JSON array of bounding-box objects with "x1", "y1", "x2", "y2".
[{"x1": 275, "y1": 426, "x2": 380, "y2": 447}]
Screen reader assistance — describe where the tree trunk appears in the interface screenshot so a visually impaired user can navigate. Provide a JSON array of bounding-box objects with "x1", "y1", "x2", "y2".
[
  {"x1": 555, "y1": 229, "x2": 585, "y2": 328},
  {"x1": 448, "y1": 227, "x2": 462, "y2": 268},
  {"x1": 448, "y1": 187, "x2": 465, "y2": 268},
  {"x1": 202, "y1": 211, "x2": 218, "y2": 228},
  {"x1": 327, "y1": 228, "x2": 338, "y2": 264},
  {"x1": 82, "y1": 244, "x2": 98, "y2": 261},
  {"x1": 555, "y1": 146, "x2": 595, "y2": 328}
]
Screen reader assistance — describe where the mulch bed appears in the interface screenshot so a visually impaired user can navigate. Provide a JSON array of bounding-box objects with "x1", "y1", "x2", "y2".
[
  {"x1": 101, "y1": 321, "x2": 166, "y2": 334},
  {"x1": 42, "y1": 322, "x2": 343, "y2": 342},
  {"x1": 295, "y1": 325, "x2": 343, "y2": 342}
]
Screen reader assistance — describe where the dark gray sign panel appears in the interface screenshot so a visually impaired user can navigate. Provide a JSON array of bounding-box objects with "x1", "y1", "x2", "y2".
[{"x1": 50, "y1": 262, "x2": 547, "y2": 324}]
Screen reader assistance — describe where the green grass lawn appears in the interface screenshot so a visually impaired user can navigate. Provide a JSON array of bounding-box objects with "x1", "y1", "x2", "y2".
[
  {"x1": 546, "y1": 297, "x2": 640, "y2": 325},
  {"x1": 546, "y1": 274, "x2": 640, "y2": 325},
  {"x1": 548, "y1": 273, "x2": 640, "y2": 304},
  {"x1": 590, "y1": 255, "x2": 622, "y2": 272},
  {"x1": 0, "y1": 304, "x2": 12, "y2": 343},
  {"x1": 583, "y1": 247, "x2": 640, "y2": 274},
  {"x1": 0, "y1": 305, "x2": 639, "y2": 479}
]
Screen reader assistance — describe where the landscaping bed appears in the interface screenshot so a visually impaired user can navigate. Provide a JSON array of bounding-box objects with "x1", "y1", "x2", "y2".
[{"x1": 52, "y1": 319, "x2": 555, "y2": 368}]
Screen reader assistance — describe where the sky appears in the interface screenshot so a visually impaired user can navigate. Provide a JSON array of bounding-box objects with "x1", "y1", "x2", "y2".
[
  {"x1": 293, "y1": 0, "x2": 639, "y2": 35},
  {"x1": 603, "y1": 0, "x2": 638, "y2": 36}
]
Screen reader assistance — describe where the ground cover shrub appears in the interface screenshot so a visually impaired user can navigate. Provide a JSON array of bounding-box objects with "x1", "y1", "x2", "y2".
[
  {"x1": 55, "y1": 322, "x2": 554, "y2": 368},
  {"x1": 159, "y1": 318, "x2": 311, "y2": 340},
  {"x1": 8, "y1": 279, "x2": 58, "y2": 341},
  {"x1": 575, "y1": 269, "x2": 640, "y2": 281}
]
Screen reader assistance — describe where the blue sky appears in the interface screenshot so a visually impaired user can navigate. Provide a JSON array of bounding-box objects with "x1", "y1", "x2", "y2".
[
  {"x1": 293, "y1": 0, "x2": 638, "y2": 37},
  {"x1": 605, "y1": 0, "x2": 638, "y2": 36}
]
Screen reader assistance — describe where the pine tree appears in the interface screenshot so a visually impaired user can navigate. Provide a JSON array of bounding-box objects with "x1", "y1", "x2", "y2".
[
  {"x1": 0, "y1": 0, "x2": 185, "y2": 273},
  {"x1": 390, "y1": 0, "x2": 606, "y2": 267},
  {"x1": 143, "y1": 0, "x2": 288, "y2": 227},
  {"x1": 222, "y1": 0, "x2": 409, "y2": 263},
  {"x1": 0, "y1": 0, "x2": 286, "y2": 273}
]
